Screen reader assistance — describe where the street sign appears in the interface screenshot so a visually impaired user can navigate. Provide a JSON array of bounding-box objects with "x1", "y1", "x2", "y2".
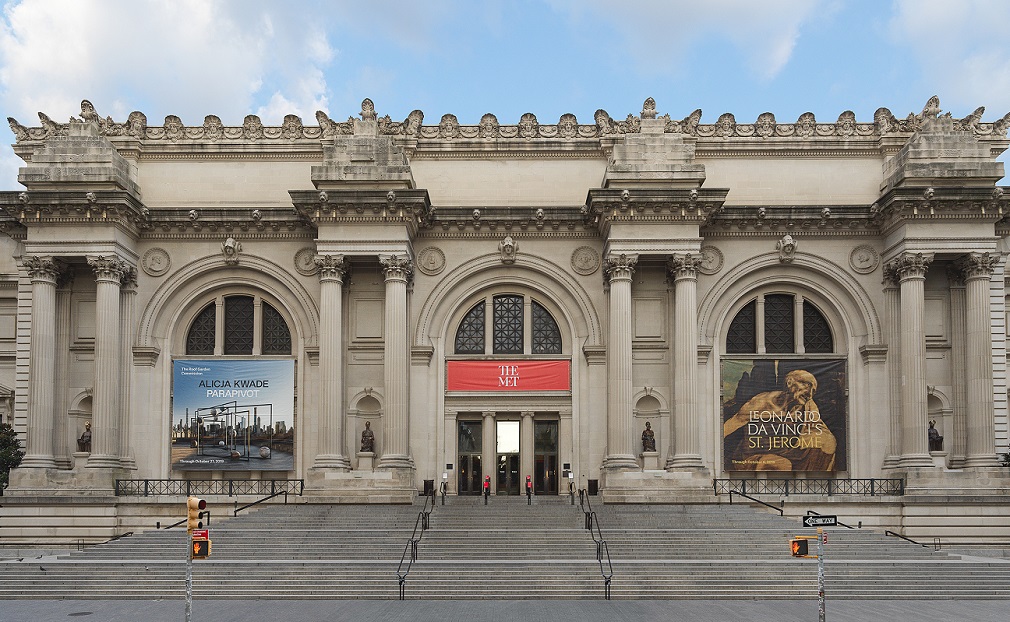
[
  {"x1": 802, "y1": 515, "x2": 837, "y2": 527},
  {"x1": 192, "y1": 529, "x2": 209, "y2": 539}
]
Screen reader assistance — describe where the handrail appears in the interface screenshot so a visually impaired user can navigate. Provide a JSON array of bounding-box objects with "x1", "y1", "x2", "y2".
[
  {"x1": 395, "y1": 490, "x2": 435, "y2": 600},
  {"x1": 805, "y1": 509, "x2": 856, "y2": 530},
  {"x1": 885, "y1": 530, "x2": 930, "y2": 548},
  {"x1": 439, "y1": 480, "x2": 447, "y2": 505},
  {"x1": 115, "y1": 478, "x2": 304, "y2": 497},
  {"x1": 577, "y1": 489, "x2": 613, "y2": 600},
  {"x1": 714, "y1": 477, "x2": 904, "y2": 496},
  {"x1": 728, "y1": 490, "x2": 784, "y2": 515},
  {"x1": 234, "y1": 489, "x2": 288, "y2": 516}
]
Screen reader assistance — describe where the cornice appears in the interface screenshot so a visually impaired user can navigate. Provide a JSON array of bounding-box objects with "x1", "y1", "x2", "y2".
[{"x1": 0, "y1": 189, "x2": 147, "y2": 234}]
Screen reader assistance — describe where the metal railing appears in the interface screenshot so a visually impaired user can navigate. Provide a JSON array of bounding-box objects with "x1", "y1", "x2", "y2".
[
  {"x1": 885, "y1": 530, "x2": 941, "y2": 550},
  {"x1": 396, "y1": 489, "x2": 436, "y2": 600},
  {"x1": 234, "y1": 489, "x2": 289, "y2": 516},
  {"x1": 577, "y1": 489, "x2": 613, "y2": 600},
  {"x1": 714, "y1": 478, "x2": 904, "y2": 496},
  {"x1": 728, "y1": 489, "x2": 784, "y2": 515},
  {"x1": 115, "y1": 479, "x2": 304, "y2": 497}
]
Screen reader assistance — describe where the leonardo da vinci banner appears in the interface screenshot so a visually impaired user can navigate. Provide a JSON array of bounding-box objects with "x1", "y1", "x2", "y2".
[
  {"x1": 722, "y1": 359, "x2": 846, "y2": 472},
  {"x1": 447, "y1": 360, "x2": 571, "y2": 391},
  {"x1": 171, "y1": 359, "x2": 295, "y2": 471}
]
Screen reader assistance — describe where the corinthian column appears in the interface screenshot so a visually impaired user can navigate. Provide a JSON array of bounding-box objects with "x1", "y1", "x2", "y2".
[
  {"x1": 667, "y1": 253, "x2": 704, "y2": 469},
  {"x1": 946, "y1": 265, "x2": 968, "y2": 468},
  {"x1": 119, "y1": 267, "x2": 137, "y2": 469},
  {"x1": 313, "y1": 255, "x2": 351, "y2": 469},
  {"x1": 87, "y1": 255, "x2": 126, "y2": 469},
  {"x1": 377, "y1": 255, "x2": 413, "y2": 470},
  {"x1": 889, "y1": 253, "x2": 933, "y2": 468},
  {"x1": 602, "y1": 253, "x2": 639, "y2": 471},
  {"x1": 957, "y1": 252, "x2": 1000, "y2": 467},
  {"x1": 881, "y1": 265, "x2": 901, "y2": 469},
  {"x1": 21, "y1": 256, "x2": 61, "y2": 468}
]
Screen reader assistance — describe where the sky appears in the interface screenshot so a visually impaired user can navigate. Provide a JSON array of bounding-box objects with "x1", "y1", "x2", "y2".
[{"x1": 1, "y1": 0, "x2": 1009, "y2": 189}]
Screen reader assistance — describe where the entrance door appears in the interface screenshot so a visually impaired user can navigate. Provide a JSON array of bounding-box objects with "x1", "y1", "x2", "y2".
[
  {"x1": 496, "y1": 420, "x2": 520, "y2": 495},
  {"x1": 457, "y1": 420, "x2": 482, "y2": 495},
  {"x1": 534, "y1": 421, "x2": 559, "y2": 494}
]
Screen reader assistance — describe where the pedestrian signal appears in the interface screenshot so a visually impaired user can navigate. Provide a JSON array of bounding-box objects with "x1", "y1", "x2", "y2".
[
  {"x1": 192, "y1": 538, "x2": 211, "y2": 559},
  {"x1": 187, "y1": 497, "x2": 207, "y2": 534},
  {"x1": 790, "y1": 538, "x2": 809, "y2": 557}
]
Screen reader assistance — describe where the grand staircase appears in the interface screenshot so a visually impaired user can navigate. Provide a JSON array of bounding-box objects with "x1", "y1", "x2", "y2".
[{"x1": 2, "y1": 494, "x2": 1009, "y2": 599}]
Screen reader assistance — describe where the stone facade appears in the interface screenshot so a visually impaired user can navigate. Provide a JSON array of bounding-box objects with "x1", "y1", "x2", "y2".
[{"x1": 2, "y1": 96, "x2": 1010, "y2": 505}]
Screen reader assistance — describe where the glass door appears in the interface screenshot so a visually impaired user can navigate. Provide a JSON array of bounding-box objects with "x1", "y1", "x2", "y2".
[
  {"x1": 496, "y1": 420, "x2": 520, "y2": 495},
  {"x1": 534, "y1": 421, "x2": 559, "y2": 494},
  {"x1": 457, "y1": 420, "x2": 482, "y2": 495}
]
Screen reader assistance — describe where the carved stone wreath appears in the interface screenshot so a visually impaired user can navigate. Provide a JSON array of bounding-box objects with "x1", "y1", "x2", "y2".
[
  {"x1": 571, "y1": 246, "x2": 601, "y2": 275},
  {"x1": 416, "y1": 247, "x2": 446, "y2": 276},
  {"x1": 141, "y1": 247, "x2": 171, "y2": 277},
  {"x1": 849, "y1": 245, "x2": 880, "y2": 274},
  {"x1": 294, "y1": 247, "x2": 319, "y2": 276}
]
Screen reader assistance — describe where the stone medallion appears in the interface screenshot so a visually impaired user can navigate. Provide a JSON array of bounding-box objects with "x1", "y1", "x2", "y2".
[
  {"x1": 698, "y1": 245, "x2": 724, "y2": 275},
  {"x1": 571, "y1": 246, "x2": 600, "y2": 275},
  {"x1": 849, "y1": 245, "x2": 879, "y2": 274},
  {"x1": 141, "y1": 247, "x2": 171, "y2": 277},
  {"x1": 417, "y1": 247, "x2": 446, "y2": 275},
  {"x1": 294, "y1": 247, "x2": 318, "y2": 276}
]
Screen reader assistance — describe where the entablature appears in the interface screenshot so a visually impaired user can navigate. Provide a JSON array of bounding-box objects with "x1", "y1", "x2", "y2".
[{"x1": 290, "y1": 188, "x2": 432, "y2": 238}]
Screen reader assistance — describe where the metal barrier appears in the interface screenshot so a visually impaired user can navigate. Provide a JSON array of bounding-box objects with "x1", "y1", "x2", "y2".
[
  {"x1": 714, "y1": 478, "x2": 904, "y2": 496},
  {"x1": 396, "y1": 490, "x2": 436, "y2": 600},
  {"x1": 577, "y1": 489, "x2": 613, "y2": 600},
  {"x1": 115, "y1": 479, "x2": 304, "y2": 497}
]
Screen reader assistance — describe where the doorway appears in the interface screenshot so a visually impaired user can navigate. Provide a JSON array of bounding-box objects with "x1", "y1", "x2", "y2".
[
  {"x1": 534, "y1": 421, "x2": 559, "y2": 495},
  {"x1": 496, "y1": 420, "x2": 520, "y2": 495},
  {"x1": 457, "y1": 420, "x2": 482, "y2": 495}
]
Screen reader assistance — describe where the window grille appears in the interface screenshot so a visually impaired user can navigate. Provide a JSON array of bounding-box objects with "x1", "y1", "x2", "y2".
[
  {"x1": 224, "y1": 296, "x2": 255, "y2": 355},
  {"x1": 726, "y1": 300, "x2": 756, "y2": 353},
  {"x1": 493, "y1": 295, "x2": 524, "y2": 354},
  {"x1": 262, "y1": 302, "x2": 292, "y2": 355},
  {"x1": 186, "y1": 304, "x2": 216, "y2": 355},
  {"x1": 764, "y1": 294, "x2": 794, "y2": 354},
  {"x1": 531, "y1": 300, "x2": 562, "y2": 354},
  {"x1": 803, "y1": 301, "x2": 833, "y2": 353},
  {"x1": 454, "y1": 302, "x2": 486, "y2": 354}
]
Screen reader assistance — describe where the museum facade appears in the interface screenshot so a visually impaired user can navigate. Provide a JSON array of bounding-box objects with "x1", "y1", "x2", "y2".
[{"x1": 2, "y1": 96, "x2": 1009, "y2": 505}]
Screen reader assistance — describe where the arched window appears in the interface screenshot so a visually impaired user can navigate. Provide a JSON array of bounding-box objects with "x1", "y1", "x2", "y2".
[
  {"x1": 453, "y1": 294, "x2": 563, "y2": 355},
  {"x1": 725, "y1": 293, "x2": 833, "y2": 354},
  {"x1": 185, "y1": 295, "x2": 292, "y2": 355}
]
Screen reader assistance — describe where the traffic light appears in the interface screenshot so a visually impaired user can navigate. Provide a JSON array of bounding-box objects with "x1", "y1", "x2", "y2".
[
  {"x1": 192, "y1": 538, "x2": 211, "y2": 559},
  {"x1": 791, "y1": 538, "x2": 809, "y2": 557},
  {"x1": 187, "y1": 497, "x2": 206, "y2": 534}
]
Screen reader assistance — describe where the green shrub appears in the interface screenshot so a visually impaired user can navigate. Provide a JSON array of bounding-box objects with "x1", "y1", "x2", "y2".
[{"x1": 0, "y1": 422, "x2": 24, "y2": 493}]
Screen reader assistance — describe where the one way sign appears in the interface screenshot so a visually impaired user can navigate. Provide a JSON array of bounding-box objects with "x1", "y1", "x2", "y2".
[{"x1": 802, "y1": 515, "x2": 837, "y2": 527}]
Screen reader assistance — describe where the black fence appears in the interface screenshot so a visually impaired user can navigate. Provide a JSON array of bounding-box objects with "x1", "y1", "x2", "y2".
[
  {"x1": 713, "y1": 478, "x2": 904, "y2": 496},
  {"x1": 115, "y1": 479, "x2": 304, "y2": 497}
]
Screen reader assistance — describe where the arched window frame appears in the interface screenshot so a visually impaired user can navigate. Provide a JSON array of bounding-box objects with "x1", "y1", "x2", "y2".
[
  {"x1": 181, "y1": 291, "x2": 294, "y2": 356},
  {"x1": 452, "y1": 291, "x2": 565, "y2": 356},
  {"x1": 723, "y1": 289, "x2": 837, "y2": 356}
]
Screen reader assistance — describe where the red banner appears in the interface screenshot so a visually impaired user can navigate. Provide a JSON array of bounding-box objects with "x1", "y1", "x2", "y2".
[{"x1": 447, "y1": 360, "x2": 571, "y2": 392}]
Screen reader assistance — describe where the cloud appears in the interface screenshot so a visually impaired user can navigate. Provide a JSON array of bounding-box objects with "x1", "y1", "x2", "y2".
[
  {"x1": 890, "y1": 0, "x2": 1010, "y2": 115},
  {"x1": 547, "y1": 0, "x2": 821, "y2": 80}
]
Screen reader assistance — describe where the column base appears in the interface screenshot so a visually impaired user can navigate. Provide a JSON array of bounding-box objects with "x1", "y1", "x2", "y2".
[
  {"x1": 19, "y1": 454, "x2": 57, "y2": 469},
  {"x1": 881, "y1": 454, "x2": 901, "y2": 470},
  {"x1": 86, "y1": 453, "x2": 122, "y2": 469},
  {"x1": 120, "y1": 456, "x2": 137, "y2": 470},
  {"x1": 311, "y1": 454, "x2": 351, "y2": 470},
  {"x1": 964, "y1": 454, "x2": 1001, "y2": 468},
  {"x1": 601, "y1": 454, "x2": 639, "y2": 471},
  {"x1": 666, "y1": 454, "x2": 705, "y2": 470},
  {"x1": 376, "y1": 454, "x2": 414, "y2": 470},
  {"x1": 898, "y1": 453, "x2": 934, "y2": 469}
]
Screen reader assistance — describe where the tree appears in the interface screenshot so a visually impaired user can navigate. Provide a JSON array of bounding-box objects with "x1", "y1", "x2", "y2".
[{"x1": 0, "y1": 422, "x2": 24, "y2": 494}]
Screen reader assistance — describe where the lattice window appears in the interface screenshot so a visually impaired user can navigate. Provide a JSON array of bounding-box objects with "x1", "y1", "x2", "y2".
[
  {"x1": 531, "y1": 300, "x2": 562, "y2": 354},
  {"x1": 803, "y1": 301, "x2": 833, "y2": 353},
  {"x1": 454, "y1": 302, "x2": 485, "y2": 354},
  {"x1": 224, "y1": 296, "x2": 254, "y2": 355},
  {"x1": 764, "y1": 294, "x2": 794, "y2": 354},
  {"x1": 262, "y1": 302, "x2": 292, "y2": 355},
  {"x1": 726, "y1": 300, "x2": 756, "y2": 354},
  {"x1": 186, "y1": 303, "x2": 216, "y2": 355},
  {"x1": 493, "y1": 295, "x2": 524, "y2": 354}
]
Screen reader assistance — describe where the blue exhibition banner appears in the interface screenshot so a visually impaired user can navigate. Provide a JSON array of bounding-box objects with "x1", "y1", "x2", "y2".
[{"x1": 171, "y1": 359, "x2": 295, "y2": 471}]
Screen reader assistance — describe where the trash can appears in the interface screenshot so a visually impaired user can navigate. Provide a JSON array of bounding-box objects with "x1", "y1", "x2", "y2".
[
  {"x1": 423, "y1": 479, "x2": 435, "y2": 496},
  {"x1": 587, "y1": 479, "x2": 599, "y2": 496}
]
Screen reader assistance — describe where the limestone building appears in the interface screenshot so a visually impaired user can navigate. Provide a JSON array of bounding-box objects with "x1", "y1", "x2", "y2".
[{"x1": 1, "y1": 96, "x2": 1009, "y2": 520}]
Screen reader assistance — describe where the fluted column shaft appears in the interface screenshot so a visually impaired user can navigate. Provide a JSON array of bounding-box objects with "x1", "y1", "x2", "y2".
[
  {"x1": 481, "y1": 412, "x2": 495, "y2": 494},
  {"x1": 21, "y1": 257, "x2": 60, "y2": 468},
  {"x1": 313, "y1": 255, "x2": 350, "y2": 469},
  {"x1": 119, "y1": 268, "x2": 137, "y2": 469},
  {"x1": 959, "y1": 253, "x2": 999, "y2": 467},
  {"x1": 521, "y1": 411, "x2": 534, "y2": 483},
  {"x1": 603, "y1": 253, "x2": 638, "y2": 470},
  {"x1": 87, "y1": 255, "x2": 125, "y2": 468},
  {"x1": 882, "y1": 272, "x2": 901, "y2": 469},
  {"x1": 947, "y1": 267, "x2": 968, "y2": 468},
  {"x1": 377, "y1": 255, "x2": 413, "y2": 469},
  {"x1": 667, "y1": 254, "x2": 703, "y2": 469},
  {"x1": 892, "y1": 253, "x2": 932, "y2": 468},
  {"x1": 53, "y1": 272, "x2": 73, "y2": 468}
]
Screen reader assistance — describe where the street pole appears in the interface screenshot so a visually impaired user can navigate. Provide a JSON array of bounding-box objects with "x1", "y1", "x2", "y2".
[
  {"x1": 817, "y1": 527, "x2": 825, "y2": 622},
  {"x1": 185, "y1": 541, "x2": 193, "y2": 622}
]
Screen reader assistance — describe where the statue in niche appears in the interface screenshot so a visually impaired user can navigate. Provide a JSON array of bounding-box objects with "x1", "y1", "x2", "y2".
[
  {"x1": 642, "y1": 421, "x2": 656, "y2": 452},
  {"x1": 77, "y1": 421, "x2": 92, "y2": 453},
  {"x1": 928, "y1": 420, "x2": 944, "y2": 452},
  {"x1": 360, "y1": 420, "x2": 375, "y2": 453}
]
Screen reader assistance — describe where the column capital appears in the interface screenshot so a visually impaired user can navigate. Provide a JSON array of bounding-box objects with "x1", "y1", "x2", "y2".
[
  {"x1": 482, "y1": 411, "x2": 495, "y2": 420},
  {"x1": 380, "y1": 254, "x2": 414, "y2": 283},
  {"x1": 666, "y1": 253, "x2": 702, "y2": 281},
  {"x1": 604, "y1": 253, "x2": 637, "y2": 282},
  {"x1": 120, "y1": 265, "x2": 138, "y2": 292},
  {"x1": 87, "y1": 255, "x2": 128, "y2": 283},
  {"x1": 954, "y1": 251, "x2": 998, "y2": 281},
  {"x1": 314, "y1": 254, "x2": 348, "y2": 282},
  {"x1": 946, "y1": 262, "x2": 966, "y2": 288},
  {"x1": 885, "y1": 252, "x2": 932, "y2": 282},
  {"x1": 23, "y1": 255, "x2": 63, "y2": 283}
]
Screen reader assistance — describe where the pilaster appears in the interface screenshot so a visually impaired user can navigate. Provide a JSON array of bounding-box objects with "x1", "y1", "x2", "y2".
[
  {"x1": 118, "y1": 267, "x2": 137, "y2": 470},
  {"x1": 882, "y1": 266, "x2": 901, "y2": 469},
  {"x1": 946, "y1": 265, "x2": 968, "y2": 468}
]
